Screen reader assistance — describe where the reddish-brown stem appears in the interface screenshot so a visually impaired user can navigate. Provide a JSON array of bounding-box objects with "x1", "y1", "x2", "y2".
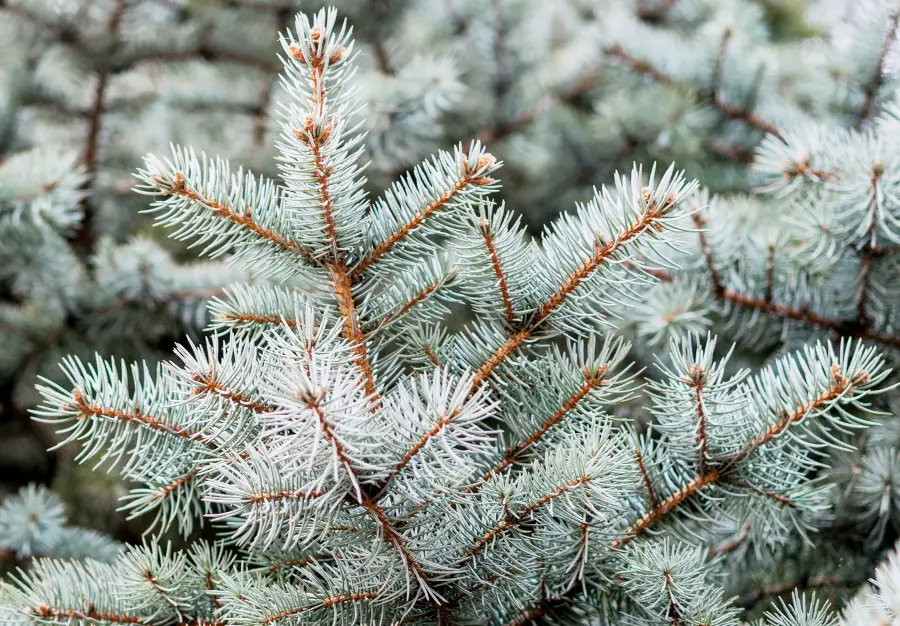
[
  {"x1": 689, "y1": 364, "x2": 709, "y2": 473},
  {"x1": 306, "y1": 123, "x2": 340, "y2": 257},
  {"x1": 613, "y1": 469, "x2": 721, "y2": 549},
  {"x1": 606, "y1": 43, "x2": 783, "y2": 139},
  {"x1": 266, "y1": 555, "x2": 329, "y2": 573},
  {"x1": 384, "y1": 409, "x2": 462, "y2": 487},
  {"x1": 190, "y1": 374, "x2": 276, "y2": 414},
  {"x1": 247, "y1": 489, "x2": 326, "y2": 504},
  {"x1": 215, "y1": 312, "x2": 298, "y2": 328},
  {"x1": 731, "y1": 368, "x2": 862, "y2": 464},
  {"x1": 329, "y1": 264, "x2": 379, "y2": 400},
  {"x1": 154, "y1": 470, "x2": 198, "y2": 500},
  {"x1": 707, "y1": 522, "x2": 750, "y2": 556},
  {"x1": 691, "y1": 212, "x2": 723, "y2": 294},
  {"x1": 361, "y1": 498, "x2": 433, "y2": 590},
  {"x1": 27, "y1": 606, "x2": 152, "y2": 626},
  {"x1": 635, "y1": 449, "x2": 657, "y2": 509},
  {"x1": 481, "y1": 223, "x2": 515, "y2": 324},
  {"x1": 857, "y1": 166, "x2": 884, "y2": 327},
  {"x1": 306, "y1": 398, "x2": 361, "y2": 483},
  {"x1": 614, "y1": 370, "x2": 863, "y2": 548},
  {"x1": 365, "y1": 276, "x2": 450, "y2": 335},
  {"x1": 422, "y1": 344, "x2": 441, "y2": 366},
  {"x1": 664, "y1": 571, "x2": 680, "y2": 626}
]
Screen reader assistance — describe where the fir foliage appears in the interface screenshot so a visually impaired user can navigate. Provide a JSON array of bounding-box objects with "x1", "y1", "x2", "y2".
[{"x1": 2, "y1": 5, "x2": 900, "y2": 624}]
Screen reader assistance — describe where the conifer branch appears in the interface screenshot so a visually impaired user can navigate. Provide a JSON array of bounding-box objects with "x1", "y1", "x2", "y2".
[
  {"x1": 153, "y1": 470, "x2": 199, "y2": 502},
  {"x1": 26, "y1": 606, "x2": 153, "y2": 626},
  {"x1": 380, "y1": 409, "x2": 464, "y2": 490},
  {"x1": 214, "y1": 312, "x2": 299, "y2": 328},
  {"x1": 652, "y1": 266, "x2": 900, "y2": 350},
  {"x1": 606, "y1": 43, "x2": 783, "y2": 139},
  {"x1": 689, "y1": 364, "x2": 709, "y2": 473},
  {"x1": 461, "y1": 475, "x2": 593, "y2": 560},
  {"x1": 707, "y1": 522, "x2": 750, "y2": 557},
  {"x1": 476, "y1": 366, "x2": 609, "y2": 484},
  {"x1": 258, "y1": 593, "x2": 380, "y2": 625},
  {"x1": 355, "y1": 162, "x2": 496, "y2": 275},
  {"x1": 635, "y1": 449, "x2": 658, "y2": 510},
  {"x1": 152, "y1": 172, "x2": 318, "y2": 265},
  {"x1": 615, "y1": 366, "x2": 866, "y2": 548},
  {"x1": 663, "y1": 571, "x2": 680, "y2": 626},
  {"x1": 67, "y1": 390, "x2": 211, "y2": 448},
  {"x1": 361, "y1": 498, "x2": 434, "y2": 595},
  {"x1": 472, "y1": 198, "x2": 674, "y2": 390},
  {"x1": 189, "y1": 374, "x2": 276, "y2": 415},
  {"x1": 364, "y1": 274, "x2": 454, "y2": 335}
]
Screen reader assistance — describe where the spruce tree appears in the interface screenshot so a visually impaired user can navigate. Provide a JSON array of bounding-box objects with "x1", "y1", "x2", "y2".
[{"x1": 2, "y1": 5, "x2": 900, "y2": 624}]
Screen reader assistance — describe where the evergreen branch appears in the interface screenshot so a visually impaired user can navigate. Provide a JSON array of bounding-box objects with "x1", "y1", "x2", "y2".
[
  {"x1": 305, "y1": 392, "x2": 365, "y2": 500},
  {"x1": 729, "y1": 367, "x2": 865, "y2": 465},
  {"x1": 612, "y1": 469, "x2": 720, "y2": 550},
  {"x1": 292, "y1": 118, "x2": 341, "y2": 259},
  {"x1": 25, "y1": 605, "x2": 154, "y2": 626},
  {"x1": 856, "y1": 166, "x2": 885, "y2": 327},
  {"x1": 652, "y1": 267, "x2": 900, "y2": 350},
  {"x1": 461, "y1": 475, "x2": 592, "y2": 560},
  {"x1": 856, "y1": 9, "x2": 900, "y2": 128},
  {"x1": 360, "y1": 498, "x2": 434, "y2": 596},
  {"x1": 471, "y1": 194, "x2": 676, "y2": 391},
  {"x1": 363, "y1": 272, "x2": 455, "y2": 336},
  {"x1": 151, "y1": 171, "x2": 318, "y2": 266},
  {"x1": 706, "y1": 522, "x2": 750, "y2": 557},
  {"x1": 247, "y1": 490, "x2": 326, "y2": 504},
  {"x1": 422, "y1": 344, "x2": 441, "y2": 366},
  {"x1": 264, "y1": 556, "x2": 327, "y2": 573},
  {"x1": 719, "y1": 288, "x2": 900, "y2": 350},
  {"x1": 615, "y1": 365, "x2": 868, "y2": 548},
  {"x1": 635, "y1": 449, "x2": 658, "y2": 510},
  {"x1": 689, "y1": 365, "x2": 709, "y2": 473},
  {"x1": 663, "y1": 571, "x2": 680, "y2": 626},
  {"x1": 258, "y1": 592, "x2": 380, "y2": 625},
  {"x1": 153, "y1": 471, "x2": 199, "y2": 503},
  {"x1": 381, "y1": 408, "x2": 463, "y2": 488},
  {"x1": 476, "y1": 366, "x2": 609, "y2": 484},
  {"x1": 606, "y1": 43, "x2": 783, "y2": 139},
  {"x1": 215, "y1": 312, "x2": 298, "y2": 328},
  {"x1": 68, "y1": 390, "x2": 211, "y2": 448},
  {"x1": 355, "y1": 157, "x2": 497, "y2": 275}
]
